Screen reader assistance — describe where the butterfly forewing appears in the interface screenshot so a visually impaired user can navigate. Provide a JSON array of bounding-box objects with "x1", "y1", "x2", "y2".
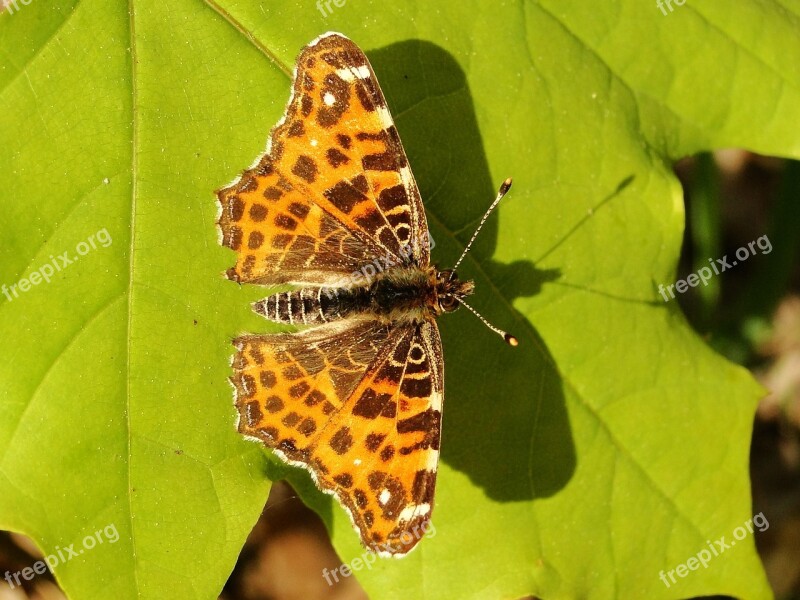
[
  {"x1": 218, "y1": 158, "x2": 377, "y2": 286},
  {"x1": 278, "y1": 34, "x2": 430, "y2": 265}
]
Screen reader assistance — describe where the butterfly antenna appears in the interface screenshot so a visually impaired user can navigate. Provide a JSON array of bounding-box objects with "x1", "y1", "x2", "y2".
[
  {"x1": 458, "y1": 298, "x2": 519, "y2": 347},
  {"x1": 451, "y1": 177, "x2": 513, "y2": 273}
]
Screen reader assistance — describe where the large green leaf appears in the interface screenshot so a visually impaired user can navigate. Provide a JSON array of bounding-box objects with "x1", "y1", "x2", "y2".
[{"x1": 1, "y1": 1, "x2": 797, "y2": 598}]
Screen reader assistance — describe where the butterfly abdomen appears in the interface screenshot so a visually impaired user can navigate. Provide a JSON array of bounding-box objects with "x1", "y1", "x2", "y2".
[
  {"x1": 254, "y1": 267, "x2": 438, "y2": 326},
  {"x1": 253, "y1": 287, "x2": 368, "y2": 325}
]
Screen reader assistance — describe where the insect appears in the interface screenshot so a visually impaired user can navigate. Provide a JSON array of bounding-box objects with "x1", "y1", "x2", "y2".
[{"x1": 216, "y1": 32, "x2": 515, "y2": 556}]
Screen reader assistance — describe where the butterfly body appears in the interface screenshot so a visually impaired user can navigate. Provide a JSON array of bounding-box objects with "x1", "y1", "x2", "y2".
[{"x1": 254, "y1": 266, "x2": 474, "y2": 327}]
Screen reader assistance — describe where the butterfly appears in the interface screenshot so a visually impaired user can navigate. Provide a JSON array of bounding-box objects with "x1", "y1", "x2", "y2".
[{"x1": 216, "y1": 31, "x2": 515, "y2": 556}]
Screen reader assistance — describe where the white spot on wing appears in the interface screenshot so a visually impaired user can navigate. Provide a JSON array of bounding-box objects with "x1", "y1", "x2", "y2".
[
  {"x1": 323, "y1": 92, "x2": 336, "y2": 106},
  {"x1": 425, "y1": 444, "x2": 440, "y2": 470},
  {"x1": 336, "y1": 68, "x2": 355, "y2": 82},
  {"x1": 430, "y1": 391, "x2": 442, "y2": 412},
  {"x1": 398, "y1": 503, "x2": 431, "y2": 522},
  {"x1": 376, "y1": 105, "x2": 394, "y2": 128},
  {"x1": 336, "y1": 65, "x2": 370, "y2": 82},
  {"x1": 379, "y1": 489, "x2": 391, "y2": 504},
  {"x1": 399, "y1": 165, "x2": 414, "y2": 187}
]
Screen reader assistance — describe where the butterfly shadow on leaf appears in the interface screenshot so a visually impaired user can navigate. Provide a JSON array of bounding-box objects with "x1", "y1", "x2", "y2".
[{"x1": 368, "y1": 40, "x2": 575, "y2": 502}]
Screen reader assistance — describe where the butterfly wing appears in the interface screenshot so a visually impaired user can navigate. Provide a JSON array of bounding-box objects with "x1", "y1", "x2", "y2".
[
  {"x1": 223, "y1": 32, "x2": 443, "y2": 556},
  {"x1": 216, "y1": 32, "x2": 430, "y2": 287},
  {"x1": 217, "y1": 157, "x2": 374, "y2": 286},
  {"x1": 234, "y1": 318, "x2": 443, "y2": 555}
]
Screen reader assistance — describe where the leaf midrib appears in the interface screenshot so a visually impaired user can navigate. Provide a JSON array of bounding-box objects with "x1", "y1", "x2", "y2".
[{"x1": 125, "y1": 0, "x2": 140, "y2": 594}]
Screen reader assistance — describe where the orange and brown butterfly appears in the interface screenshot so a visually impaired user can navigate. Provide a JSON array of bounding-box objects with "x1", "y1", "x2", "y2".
[{"x1": 216, "y1": 31, "x2": 515, "y2": 556}]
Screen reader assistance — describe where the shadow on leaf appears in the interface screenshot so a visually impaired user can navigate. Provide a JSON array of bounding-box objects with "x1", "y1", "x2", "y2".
[{"x1": 369, "y1": 39, "x2": 576, "y2": 501}]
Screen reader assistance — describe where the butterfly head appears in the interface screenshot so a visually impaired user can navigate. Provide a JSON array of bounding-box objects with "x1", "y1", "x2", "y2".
[{"x1": 434, "y1": 269, "x2": 474, "y2": 314}]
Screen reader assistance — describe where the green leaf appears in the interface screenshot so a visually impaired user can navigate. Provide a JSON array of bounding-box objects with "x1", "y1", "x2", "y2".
[{"x1": 1, "y1": 1, "x2": 796, "y2": 598}]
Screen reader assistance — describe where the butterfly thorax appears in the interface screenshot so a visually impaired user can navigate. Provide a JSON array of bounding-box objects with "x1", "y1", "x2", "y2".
[
  {"x1": 254, "y1": 266, "x2": 474, "y2": 326},
  {"x1": 368, "y1": 266, "x2": 475, "y2": 322}
]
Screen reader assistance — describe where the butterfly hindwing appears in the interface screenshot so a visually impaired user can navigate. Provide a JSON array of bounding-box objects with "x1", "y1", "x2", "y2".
[
  {"x1": 338, "y1": 319, "x2": 442, "y2": 554},
  {"x1": 233, "y1": 319, "x2": 443, "y2": 555},
  {"x1": 233, "y1": 318, "x2": 389, "y2": 453}
]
